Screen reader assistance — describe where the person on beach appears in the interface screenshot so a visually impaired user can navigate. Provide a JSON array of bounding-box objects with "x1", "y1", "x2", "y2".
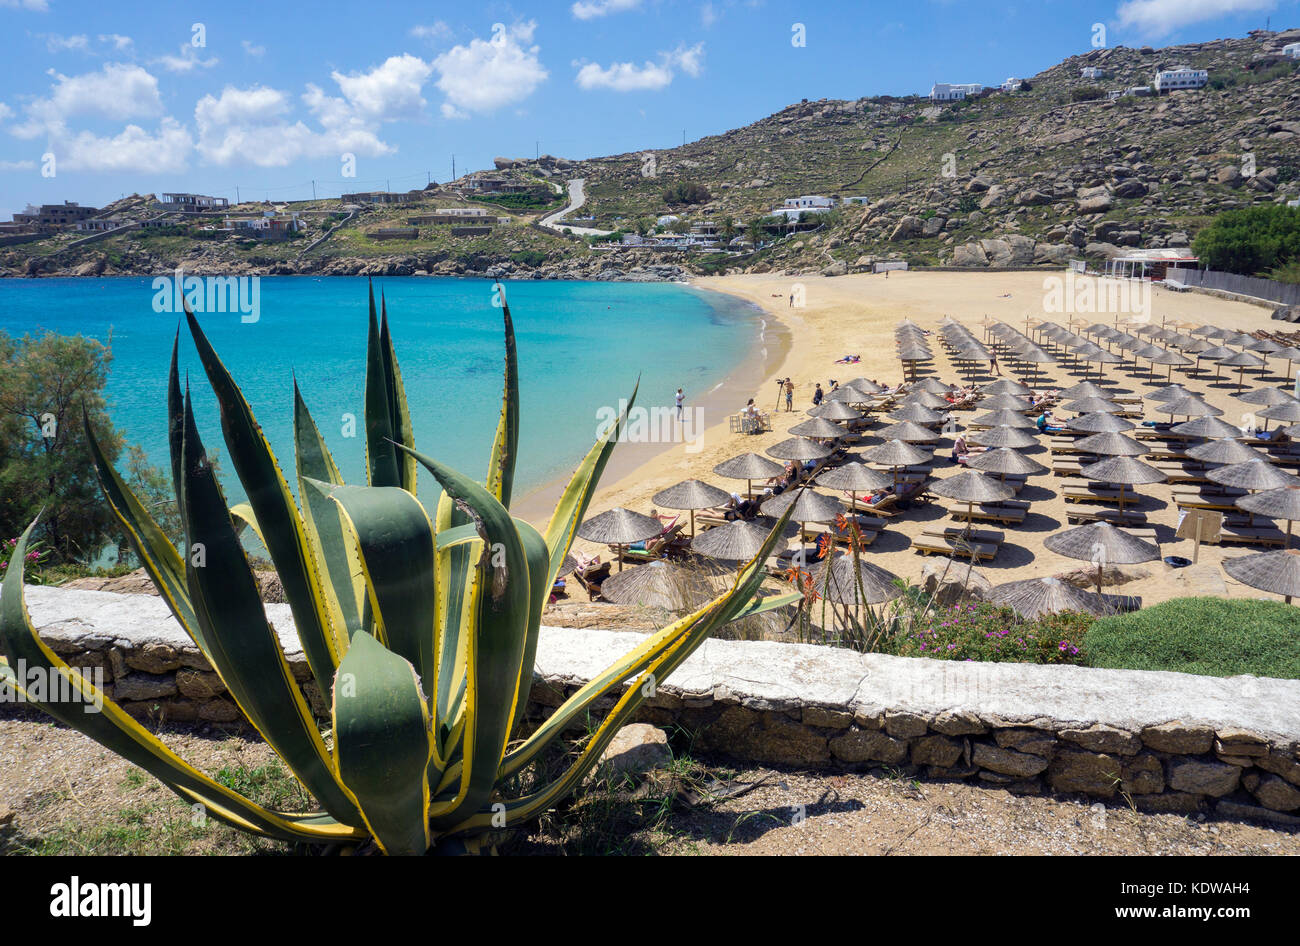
[
  {"x1": 784, "y1": 378, "x2": 794, "y2": 411},
  {"x1": 675, "y1": 388, "x2": 684, "y2": 421},
  {"x1": 990, "y1": 351, "x2": 1001, "y2": 376},
  {"x1": 1036, "y1": 409, "x2": 1066, "y2": 435},
  {"x1": 812, "y1": 383, "x2": 824, "y2": 406}
]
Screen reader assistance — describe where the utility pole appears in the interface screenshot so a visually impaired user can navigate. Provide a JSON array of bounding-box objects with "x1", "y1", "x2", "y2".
[
  {"x1": 451, "y1": 155, "x2": 456, "y2": 181},
  {"x1": 682, "y1": 129, "x2": 686, "y2": 146},
  {"x1": 535, "y1": 140, "x2": 539, "y2": 159},
  {"x1": 386, "y1": 178, "x2": 390, "y2": 193},
  {"x1": 312, "y1": 179, "x2": 316, "y2": 200},
  {"x1": 236, "y1": 186, "x2": 240, "y2": 204}
]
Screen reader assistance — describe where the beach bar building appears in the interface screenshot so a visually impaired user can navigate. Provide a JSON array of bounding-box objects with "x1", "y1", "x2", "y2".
[
  {"x1": 1103, "y1": 248, "x2": 1199, "y2": 281},
  {"x1": 159, "y1": 193, "x2": 230, "y2": 211},
  {"x1": 1153, "y1": 66, "x2": 1208, "y2": 92}
]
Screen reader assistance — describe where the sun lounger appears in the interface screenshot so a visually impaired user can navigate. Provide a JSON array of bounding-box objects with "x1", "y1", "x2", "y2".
[
  {"x1": 1217, "y1": 524, "x2": 1287, "y2": 548},
  {"x1": 571, "y1": 561, "x2": 612, "y2": 600},
  {"x1": 946, "y1": 500, "x2": 1029, "y2": 525},
  {"x1": 618, "y1": 522, "x2": 687, "y2": 565},
  {"x1": 1065, "y1": 503, "x2": 1148, "y2": 526},
  {"x1": 1154, "y1": 461, "x2": 1210, "y2": 483},
  {"x1": 1062, "y1": 484, "x2": 1128, "y2": 505},
  {"x1": 911, "y1": 526, "x2": 1001, "y2": 562}
]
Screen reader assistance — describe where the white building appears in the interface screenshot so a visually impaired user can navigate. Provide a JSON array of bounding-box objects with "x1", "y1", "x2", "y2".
[
  {"x1": 1153, "y1": 66, "x2": 1208, "y2": 92},
  {"x1": 1282, "y1": 42, "x2": 1300, "y2": 59},
  {"x1": 930, "y1": 82, "x2": 983, "y2": 102},
  {"x1": 1001, "y1": 77, "x2": 1023, "y2": 92},
  {"x1": 783, "y1": 196, "x2": 833, "y2": 210},
  {"x1": 656, "y1": 214, "x2": 680, "y2": 227},
  {"x1": 158, "y1": 193, "x2": 229, "y2": 211},
  {"x1": 1081, "y1": 66, "x2": 1105, "y2": 79},
  {"x1": 75, "y1": 218, "x2": 126, "y2": 232}
]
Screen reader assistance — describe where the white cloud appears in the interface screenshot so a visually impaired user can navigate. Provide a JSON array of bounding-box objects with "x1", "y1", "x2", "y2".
[
  {"x1": 0, "y1": 102, "x2": 12, "y2": 121},
  {"x1": 154, "y1": 43, "x2": 219, "y2": 73},
  {"x1": 575, "y1": 42, "x2": 705, "y2": 92},
  {"x1": 572, "y1": 0, "x2": 643, "y2": 19},
  {"x1": 58, "y1": 118, "x2": 191, "y2": 172},
  {"x1": 98, "y1": 34, "x2": 134, "y2": 51},
  {"x1": 701, "y1": 2, "x2": 719, "y2": 27},
  {"x1": 432, "y1": 22, "x2": 548, "y2": 118},
  {"x1": 0, "y1": 159, "x2": 37, "y2": 171},
  {"x1": 44, "y1": 33, "x2": 89, "y2": 53},
  {"x1": 331, "y1": 54, "x2": 432, "y2": 120},
  {"x1": 241, "y1": 39, "x2": 266, "y2": 57},
  {"x1": 410, "y1": 21, "x2": 451, "y2": 41},
  {"x1": 1115, "y1": 0, "x2": 1276, "y2": 36},
  {"x1": 12, "y1": 62, "x2": 163, "y2": 138},
  {"x1": 1, "y1": 0, "x2": 50, "y2": 10}
]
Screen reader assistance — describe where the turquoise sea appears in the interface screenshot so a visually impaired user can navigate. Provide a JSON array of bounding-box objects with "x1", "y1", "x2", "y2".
[{"x1": 0, "y1": 276, "x2": 762, "y2": 508}]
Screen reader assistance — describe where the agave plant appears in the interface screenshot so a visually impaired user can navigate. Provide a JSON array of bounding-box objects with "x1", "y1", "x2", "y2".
[{"x1": 0, "y1": 286, "x2": 794, "y2": 854}]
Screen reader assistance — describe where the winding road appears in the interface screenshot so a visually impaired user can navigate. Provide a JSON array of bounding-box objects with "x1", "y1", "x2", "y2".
[{"x1": 538, "y1": 179, "x2": 614, "y2": 236}]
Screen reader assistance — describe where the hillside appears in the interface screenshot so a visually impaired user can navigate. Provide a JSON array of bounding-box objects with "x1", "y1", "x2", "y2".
[{"x1": 3, "y1": 29, "x2": 1299, "y2": 281}]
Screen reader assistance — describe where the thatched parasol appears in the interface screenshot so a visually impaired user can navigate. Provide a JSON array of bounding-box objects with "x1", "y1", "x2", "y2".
[
  {"x1": 1185, "y1": 437, "x2": 1263, "y2": 466},
  {"x1": 971, "y1": 409, "x2": 1037, "y2": 429},
  {"x1": 1159, "y1": 395, "x2": 1223, "y2": 418},
  {"x1": 713, "y1": 452, "x2": 785, "y2": 499},
  {"x1": 1170, "y1": 416, "x2": 1246, "y2": 439},
  {"x1": 556, "y1": 553, "x2": 579, "y2": 577},
  {"x1": 969, "y1": 424, "x2": 1039, "y2": 448},
  {"x1": 1073, "y1": 431, "x2": 1146, "y2": 457},
  {"x1": 761, "y1": 487, "x2": 844, "y2": 555},
  {"x1": 1272, "y1": 347, "x2": 1300, "y2": 380},
  {"x1": 1079, "y1": 455, "x2": 1166, "y2": 511},
  {"x1": 1147, "y1": 383, "x2": 1191, "y2": 403},
  {"x1": 1258, "y1": 400, "x2": 1300, "y2": 431},
  {"x1": 810, "y1": 400, "x2": 864, "y2": 421},
  {"x1": 910, "y1": 377, "x2": 955, "y2": 395},
  {"x1": 815, "y1": 461, "x2": 893, "y2": 508},
  {"x1": 1206, "y1": 459, "x2": 1300, "y2": 491},
  {"x1": 978, "y1": 393, "x2": 1033, "y2": 412},
  {"x1": 1222, "y1": 548, "x2": 1300, "y2": 603},
  {"x1": 808, "y1": 552, "x2": 904, "y2": 606},
  {"x1": 1061, "y1": 396, "x2": 1121, "y2": 414},
  {"x1": 1060, "y1": 380, "x2": 1110, "y2": 400},
  {"x1": 652, "y1": 478, "x2": 733, "y2": 537},
  {"x1": 845, "y1": 377, "x2": 887, "y2": 394},
  {"x1": 1068, "y1": 412, "x2": 1136, "y2": 434},
  {"x1": 1218, "y1": 350, "x2": 1266, "y2": 391},
  {"x1": 875, "y1": 420, "x2": 942, "y2": 443},
  {"x1": 929, "y1": 470, "x2": 1015, "y2": 527},
  {"x1": 766, "y1": 436, "x2": 833, "y2": 461},
  {"x1": 692, "y1": 516, "x2": 794, "y2": 562},
  {"x1": 788, "y1": 416, "x2": 849, "y2": 440},
  {"x1": 980, "y1": 378, "x2": 1033, "y2": 396},
  {"x1": 577, "y1": 507, "x2": 665, "y2": 570},
  {"x1": 886, "y1": 402, "x2": 947, "y2": 425},
  {"x1": 902, "y1": 390, "x2": 952, "y2": 410},
  {"x1": 1237, "y1": 485, "x2": 1300, "y2": 547},
  {"x1": 989, "y1": 577, "x2": 1108, "y2": 620},
  {"x1": 1238, "y1": 386, "x2": 1297, "y2": 407},
  {"x1": 827, "y1": 384, "x2": 874, "y2": 404},
  {"x1": 1145, "y1": 346, "x2": 1193, "y2": 382},
  {"x1": 599, "y1": 560, "x2": 720, "y2": 611},
  {"x1": 1044, "y1": 521, "x2": 1159, "y2": 597},
  {"x1": 967, "y1": 447, "x2": 1048, "y2": 481}
]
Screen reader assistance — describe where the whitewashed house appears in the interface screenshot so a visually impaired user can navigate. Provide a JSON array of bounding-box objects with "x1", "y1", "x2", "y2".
[
  {"x1": 783, "y1": 196, "x2": 833, "y2": 210},
  {"x1": 1153, "y1": 66, "x2": 1208, "y2": 92},
  {"x1": 1001, "y1": 77, "x2": 1023, "y2": 91},
  {"x1": 930, "y1": 82, "x2": 983, "y2": 102}
]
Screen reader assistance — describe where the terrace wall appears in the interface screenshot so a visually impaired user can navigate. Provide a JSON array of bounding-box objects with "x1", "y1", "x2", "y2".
[{"x1": 8, "y1": 586, "x2": 1300, "y2": 827}]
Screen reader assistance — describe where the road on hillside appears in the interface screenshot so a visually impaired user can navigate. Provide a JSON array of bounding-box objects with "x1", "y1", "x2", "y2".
[{"x1": 539, "y1": 179, "x2": 614, "y2": 236}]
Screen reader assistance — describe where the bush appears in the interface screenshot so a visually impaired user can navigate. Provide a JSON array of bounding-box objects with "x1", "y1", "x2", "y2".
[
  {"x1": 661, "y1": 182, "x2": 711, "y2": 206},
  {"x1": 890, "y1": 602, "x2": 1090, "y2": 665},
  {"x1": 1084, "y1": 597, "x2": 1300, "y2": 679},
  {"x1": 1192, "y1": 205, "x2": 1300, "y2": 276},
  {"x1": 1071, "y1": 86, "x2": 1104, "y2": 102}
]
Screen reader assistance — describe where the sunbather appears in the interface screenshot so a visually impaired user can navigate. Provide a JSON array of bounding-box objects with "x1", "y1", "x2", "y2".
[{"x1": 1036, "y1": 409, "x2": 1066, "y2": 435}]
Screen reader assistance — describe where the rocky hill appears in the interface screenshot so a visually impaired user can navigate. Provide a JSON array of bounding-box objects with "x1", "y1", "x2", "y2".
[{"x1": 4, "y1": 29, "x2": 1299, "y2": 280}]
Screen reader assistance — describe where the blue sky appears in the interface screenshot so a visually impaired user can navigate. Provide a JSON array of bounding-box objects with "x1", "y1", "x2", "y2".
[{"x1": 0, "y1": 0, "x2": 1295, "y2": 217}]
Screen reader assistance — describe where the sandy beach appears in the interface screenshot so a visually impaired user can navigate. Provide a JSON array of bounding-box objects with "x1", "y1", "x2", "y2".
[{"x1": 553, "y1": 270, "x2": 1289, "y2": 608}]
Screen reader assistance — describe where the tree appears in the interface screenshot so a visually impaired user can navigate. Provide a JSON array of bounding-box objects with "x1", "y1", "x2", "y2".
[
  {"x1": 0, "y1": 330, "x2": 174, "y2": 563},
  {"x1": 1192, "y1": 205, "x2": 1300, "y2": 277},
  {"x1": 661, "y1": 182, "x2": 712, "y2": 206},
  {"x1": 720, "y1": 215, "x2": 737, "y2": 242}
]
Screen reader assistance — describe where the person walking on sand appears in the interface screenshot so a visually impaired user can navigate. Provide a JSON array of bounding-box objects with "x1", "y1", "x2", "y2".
[
  {"x1": 990, "y1": 351, "x2": 1001, "y2": 376},
  {"x1": 675, "y1": 388, "x2": 685, "y2": 421},
  {"x1": 784, "y1": 378, "x2": 794, "y2": 412},
  {"x1": 812, "y1": 383, "x2": 824, "y2": 407}
]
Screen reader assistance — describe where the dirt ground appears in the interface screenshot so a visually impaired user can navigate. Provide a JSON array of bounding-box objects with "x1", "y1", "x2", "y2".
[{"x1": 2, "y1": 713, "x2": 1295, "y2": 856}]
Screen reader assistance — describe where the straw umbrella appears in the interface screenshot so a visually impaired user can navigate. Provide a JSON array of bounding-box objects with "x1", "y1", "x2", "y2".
[
  {"x1": 971, "y1": 409, "x2": 1037, "y2": 429},
  {"x1": 1068, "y1": 412, "x2": 1136, "y2": 434},
  {"x1": 980, "y1": 378, "x2": 1033, "y2": 396},
  {"x1": 901, "y1": 390, "x2": 951, "y2": 410},
  {"x1": 652, "y1": 478, "x2": 732, "y2": 538},
  {"x1": 967, "y1": 447, "x2": 1048, "y2": 482},
  {"x1": 1059, "y1": 380, "x2": 1110, "y2": 401},
  {"x1": 886, "y1": 402, "x2": 948, "y2": 426},
  {"x1": 1258, "y1": 400, "x2": 1300, "y2": 433},
  {"x1": 1237, "y1": 485, "x2": 1300, "y2": 548},
  {"x1": 1044, "y1": 521, "x2": 1159, "y2": 598},
  {"x1": 810, "y1": 400, "x2": 864, "y2": 421},
  {"x1": 875, "y1": 420, "x2": 942, "y2": 443},
  {"x1": 1160, "y1": 395, "x2": 1223, "y2": 419},
  {"x1": 1147, "y1": 383, "x2": 1192, "y2": 403},
  {"x1": 845, "y1": 377, "x2": 887, "y2": 394},
  {"x1": 600, "y1": 559, "x2": 719, "y2": 611},
  {"x1": 1185, "y1": 438, "x2": 1265, "y2": 466},
  {"x1": 1198, "y1": 345, "x2": 1236, "y2": 383},
  {"x1": 713, "y1": 452, "x2": 784, "y2": 499},
  {"x1": 760, "y1": 487, "x2": 844, "y2": 556},
  {"x1": 815, "y1": 461, "x2": 892, "y2": 510},
  {"x1": 1206, "y1": 459, "x2": 1300, "y2": 492},
  {"x1": 766, "y1": 436, "x2": 833, "y2": 462},
  {"x1": 1015, "y1": 347, "x2": 1056, "y2": 387},
  {"x1": 1219, "y1": 350, "x2": 1266, "y2": 391},
  {"x1": 911, "y1": 377, "x2": 955, "y2": 395},
  {"x1": 808, "y1": 552, "x2": 904, "y2": 606},
  {"x1": 1078, "y1": 455, "x2": 1166, "y2": 512},
  {"x1": 1238, "y1": 386, "x2": 1297, "y2": 407},
  {"x1": 788, "y1": 416, "x2": 849, "y2": 440},
  {"x1": 827, "y1": 383, "x2": 874, "y2": 404},
  {"x1": 989, "y1": 577, "x2": 1108, "y2": 619},
  {"x1": 1222, "y1": 549, "x2": 1300, "y2": 604},
  {"x1": 1073, "y1": 431, "x2": 1146, "y2": 457},
  {"x1": 1061, "y1": 396, "x2": 1121, "y2": 414},
  {"x1": 1171, "y1": 416, "x2": 1247, "y2": 439},
  {"x1": 969, "y1": 424, "x2": 1039, "y2": 448},
  {"x1": 692, "y1": 516, "x2": 794, "y2": 562},
  {"x1": 978, "y1": 393, "x2": 1033, "y2": 412},
  {"x1": 929, "y1": 470, "x2": 1015, "y2": 530},
  {"x1": 1146, "y1": 347, "x2": 1193, "y2": 383},
  {"x1": 577, "y1": 507, "x2": 665, "y2": 571},
  {"x1": 1271, "y1": 346, "x2": 1300, "y2": 381},
  {"x1": 862, "y1": 439, "x2": 932, "y2": 487}
]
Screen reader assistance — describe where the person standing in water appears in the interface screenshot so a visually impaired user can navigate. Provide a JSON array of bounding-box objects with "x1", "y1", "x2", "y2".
[{"x1": 674, "y1": 388, "x2": 685, "y2": 421}]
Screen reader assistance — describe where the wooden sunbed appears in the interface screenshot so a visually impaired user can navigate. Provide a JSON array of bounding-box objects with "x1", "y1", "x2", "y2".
[
  {"x1": 1154, "y1": 461, "x2": 1210, "y2": 483},
  {"x1": 911, "y1": 525, "x2": 1002, "y2": 562},
  {"x1": 1065, "y1": 503, "x2": 1149, "y2": 526},
  {"x1": 571, "y1": 561, "x2": 612, "y2": 600},
  {"x1": 946, "y1": 500, "x2": 1029, "y2": 525},
  {"x1": 1217, "y1": 524, "x2": 1287, "y2": 548},
  {"x1": 617, "y1": 522, "x2": 687, "y2": 565},
  {"x1": 1062, "y1": 484, "x2": 1129, "y2": 505}
]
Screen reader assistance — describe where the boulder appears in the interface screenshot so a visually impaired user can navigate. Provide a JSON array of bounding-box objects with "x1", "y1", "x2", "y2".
[
  {"x1": 1077, "y1": 194, "x2": 1113, "y2": 214},
  {"x1": 1167, "y1": 759, "x2": 1241, "y2": 797},
  {"x1": 597, "y1": 723, "x2": 672, "y2": 777},
  {"x1": 1047, "y1": 749, "x2": 1120, "y2": 796},
  {"x1": 890, "y1": 215, "x2": 924, "y2": 241},
  {"x1": 1214, "y1": 165, "x2": 1243, "y2": 187},
  {"x1": 1113, "y1": 179, "x2": 1148, "y2": 199},
  {"x1": 952, "y1": 242, "x2": 989, "y2": 267},
  {"x1": 1249, "y1": 774, "x2": 1300, "y2": 812},
  {"x1": 920, "y1": 557, "x2": 991, "y2": 604},
  {"x1": 972, "y1": 743, "x2": 1050, "y2": 778},
  {"x1": 1016, "y1": 189, "x2": 1054, "y2": 206}
]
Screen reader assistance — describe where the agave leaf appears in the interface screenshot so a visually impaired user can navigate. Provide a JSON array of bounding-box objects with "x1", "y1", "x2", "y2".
[
  {"x1": 507, "y1": 516, "x2": 550, "y2": 738},
  {"x1": 166, "y1": 329, "x2": 185, "y2": 521},
  {"x1": 485, "y1": 302, "x2": 520, "y2": 508},
  {"x1": 294, "y1": 382, "x2": 364, "y2": 652},
  {"x1": 433, "y1": 489, "x2": 473, "y2": 746},
  {"x1": 378, "y1": 292, "x2": 418, "y2": 493},
  {"x1": 184, "y1": 308, "x2": 340, "y2": 686},
  {"x1": 178, "y1": 393, "x2": 362, "y2": 826},
  {"x1": 396, "y1": 444, "x2": 531, "y2": 830},
  {"x1": 314, "y1": 481, "x2": 437, "y2": 697},
  {"x1": 332, "y1": 631, "x2": 433, "y2": 855},
  {"x1": 542, "y1": 381, "x2": 638, "y2": 586},
  {"x1": 364, "y1": 282, "x2": 401, "y2": 489},
  {"x1": 83, "y1": 406, "x2": 201, "y2": 649},
  {"x1": 0, "y1": 522, "x2": 365, "y2": 844}
]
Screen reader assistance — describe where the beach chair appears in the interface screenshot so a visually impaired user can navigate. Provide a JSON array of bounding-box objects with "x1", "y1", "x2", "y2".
[
  {"x1": 571, "y1": 561, "x2": 612, "y2": 600},
  {"x1": 619, "y1": 521, "x2": 688, "y2": 565},
  {"x1": 947, "y1": 500, "x2": 1029, "y2": 526},
  {"x1": 911, "y1": 526, "x2": 1001, "y2": 562},
  {"x1": 1062, "y1": 484, "x2": 1126, "y2": 505},
  {"x1": 1217, "y1": 524, "x2": 1287, "y2": 548},
  {"x1": 1065, "y1": 503, "x2": 1148, "y2": 526}
]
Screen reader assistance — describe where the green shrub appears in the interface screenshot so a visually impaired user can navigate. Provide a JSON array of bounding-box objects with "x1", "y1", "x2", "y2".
[
  {"x1": 1071, "y1": 86, "x2": 1104, "y2": 102},
  {"x1": 890, "y1": 602, "x2": 1090, "y2": 665},
  {"x1": 1192, "y1": 204, "x2": 1300, "y2": 276},
  {"x1": 1084, "y1": 597, "x2": 1300, "y2": 679}
]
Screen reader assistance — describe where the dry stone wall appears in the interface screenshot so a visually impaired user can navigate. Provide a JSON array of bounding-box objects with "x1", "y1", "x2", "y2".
[{"x1": 8, "y1": 586, "x2": 1300, "y2": 828}]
